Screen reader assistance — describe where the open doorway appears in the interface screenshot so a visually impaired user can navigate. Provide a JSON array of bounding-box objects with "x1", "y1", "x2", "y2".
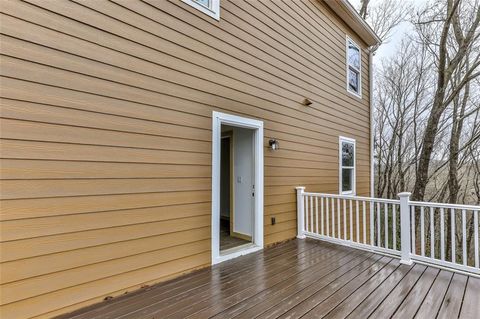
[
  {"x1": 212, "y1": 112, "x2": 264, "y2": 264},
  {"x1": 220, "y1": 127, "x2": 253, "y2": 251}
]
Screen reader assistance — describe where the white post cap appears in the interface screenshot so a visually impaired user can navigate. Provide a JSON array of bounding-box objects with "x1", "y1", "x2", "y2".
[{"x1": 398, "y1": 192, "x2": 411, "y2": 198}]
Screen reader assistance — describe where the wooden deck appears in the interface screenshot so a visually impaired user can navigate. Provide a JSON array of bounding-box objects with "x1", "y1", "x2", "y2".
[{"x1": 59, "y1": 239, "x2": 480, "y2": 319}]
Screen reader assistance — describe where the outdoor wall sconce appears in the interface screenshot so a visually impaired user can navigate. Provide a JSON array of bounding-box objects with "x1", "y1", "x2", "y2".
[
  {"x1": 269, "y1": 139, "x2": 279, "y2": 151},
  {"x1": 302, "y1": 98, "x2": 312, "y2": 106}
]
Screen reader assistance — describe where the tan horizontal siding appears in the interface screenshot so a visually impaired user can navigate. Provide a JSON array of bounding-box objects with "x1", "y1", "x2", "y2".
[
  {"x1": 0, "y1": 159, "x2": 211, "y2": 179},
  {"x1": 1, "y1": 227, "x2": 210, "y2": 284},
  {"x1": 0, "y1": 191, "x2": 211, "y2": 221},
  {"x1": 0, "y1": 178, "x2": 211, "y2": 200},
  {"x1": 1, "y1": 203, "x2": 211, "y2": 242},
  {"x1": 1, "y1": 215, "x2": 211, "y2": 262},
  {"x1": 2, "y1": 239, "x2": 211, "y2": 305},
  {"x1": 1, "y1": 251, "x2": 211, "y2": 319},
  {"x1": 0, "y1": 118, "x2": 211, "y2": 153},
  {"x1": 0, "y1": 0, "x2": 372, "y2": 317}
]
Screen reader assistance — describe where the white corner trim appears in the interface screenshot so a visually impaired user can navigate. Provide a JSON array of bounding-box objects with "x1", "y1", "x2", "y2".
[
  {"x1": 211, "y1": 111, "x2": 264, "y2": 265},
  {"x1": 182, "y1": 0, "x2": 220, "y2": 20},
  {"x1": 345, "y1": 35, "x2": 362, "y2": 99},
  {"x1": 368, "y1": 49, "x2": 375, "y2": 197},
  {"x1": 339, "y1": 136, "x2": 356, "y2": 196}
]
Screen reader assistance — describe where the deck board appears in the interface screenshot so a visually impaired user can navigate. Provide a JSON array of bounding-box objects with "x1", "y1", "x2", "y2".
[
  {"x1": 414, "y1": 270, "x2": 453, "y2": 319},
  {"x1": 58, "y1": 239, "x2": 479, "y2": 319},
  {"x1": 436, "y1": 273, "x2": 468, "y2": 319},
  {"x1": 391, "y1": 266, "x2": 439, "y2": 319},
  {"x1": 368, "y1": 264, "x2": 427, "y2": 318},
  {"x1": 459, "y1": 276, "x2": 480, "y2": 318}
]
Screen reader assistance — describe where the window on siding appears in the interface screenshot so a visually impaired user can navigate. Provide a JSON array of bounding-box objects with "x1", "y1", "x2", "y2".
[
  {"x1": 182, "y1": 0, "x2": 220, "y2": 20},
  {"x1": 339, "y1": 137, "x2": 356, "y2": 194},
  {"x1": 346, "y1": 37, "x2": 361, "y2": 97}
]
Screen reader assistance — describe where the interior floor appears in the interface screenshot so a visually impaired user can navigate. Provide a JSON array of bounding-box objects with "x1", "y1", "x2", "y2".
[{"x1": 220, "y1": 219, "x2": 250, "y2": 251}]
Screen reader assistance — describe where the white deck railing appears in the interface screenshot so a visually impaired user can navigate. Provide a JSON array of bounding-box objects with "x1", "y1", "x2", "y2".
[{"x1": 296, "y1": 187, "x2": 480, "y2": 276}]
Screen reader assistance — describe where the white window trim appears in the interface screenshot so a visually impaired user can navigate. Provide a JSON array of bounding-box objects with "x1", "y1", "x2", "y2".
[
  {"x1": 182, "y1": 0, "x2": 220, "y2": 20},
  {"x1": 346, "y1": 36, "x2": 362, "y2": 98},
  {"x1": 339, "y1": 136, "x2": 356, "y2": 195}
]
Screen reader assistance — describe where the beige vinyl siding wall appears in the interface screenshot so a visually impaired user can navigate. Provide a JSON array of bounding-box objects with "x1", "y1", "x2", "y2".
[{"x1": 0, "y1": 0, "x2": 372, "y2": 318}]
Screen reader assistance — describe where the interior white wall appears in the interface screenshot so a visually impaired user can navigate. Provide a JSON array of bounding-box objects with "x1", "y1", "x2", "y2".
[{"x1": 232, "y1": 127, "x2": 254, "y2": 236}]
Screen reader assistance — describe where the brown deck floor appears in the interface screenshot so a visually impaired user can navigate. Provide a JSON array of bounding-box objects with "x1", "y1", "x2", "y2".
[{"x1": 59, "y1": 239, "x2": 480, "y2": 319}]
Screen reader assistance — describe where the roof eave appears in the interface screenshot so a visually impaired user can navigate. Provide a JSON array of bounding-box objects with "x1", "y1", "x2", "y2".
[{"x1": 324, "y1": 0, "x2": 382, "y2": 47}]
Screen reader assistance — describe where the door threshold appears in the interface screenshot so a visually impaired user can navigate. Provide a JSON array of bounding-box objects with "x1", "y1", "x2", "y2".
[
  {"x1": 216, "y1": 244, "x2": 262, "y2": 264},
  {"x1": 220, "y1": 242, "x2": 255, "y2": 255}
]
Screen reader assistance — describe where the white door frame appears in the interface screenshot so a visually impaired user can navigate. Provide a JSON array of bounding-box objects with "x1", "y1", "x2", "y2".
[{"x1": 211, "y1": 111, "x2": 264, "y2": 264}]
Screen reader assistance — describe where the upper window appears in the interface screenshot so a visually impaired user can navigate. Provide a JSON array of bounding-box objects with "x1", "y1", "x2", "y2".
[
  {"x1": 339, "y1": 136, "x2": 356, "y2": 195},
  {"x1": 346, "y1": 37, "x2": 361, "y2": 97},
  {"x1": 182, "y1": 0, "x2": 220, "y2": 20}
]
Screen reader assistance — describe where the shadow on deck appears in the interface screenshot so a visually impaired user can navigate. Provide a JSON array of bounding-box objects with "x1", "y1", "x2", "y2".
[{"x1": 58, "y1": 239, "x2": 479, "y2": 319}]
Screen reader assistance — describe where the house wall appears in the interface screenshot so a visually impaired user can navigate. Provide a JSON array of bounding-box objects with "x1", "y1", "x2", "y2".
[{"x1": 0, "y1": 0, "x2": 372, "y2": 318}]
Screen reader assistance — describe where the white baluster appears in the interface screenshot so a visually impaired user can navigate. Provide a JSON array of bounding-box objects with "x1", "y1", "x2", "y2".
[
  {"x1": 421, "y1": 206, "x2": 425, "y2": 256},
  {"x1": 337, "y1": 198, "x2": 341, "y2": 239},
  {"x1": 474, "y1": 210, "x2": 479, "y2": 268},
  {"x1": 451, "y1": 208, "x2": 456, "y2": 263},
  {"x1": 411, "y1": 206, "x2": 416, "y2": 254},
  {"x1": 362, "y1": 201, "x2": 367, "y2": 244},
  {"x1": 315, "y1": 197, "x2": 319, "y2": 234},
  {"x1": 384, "y1": 202, "x2": 388, "y2": 249},
  {"x1": 377, "y1": 202, "x2": 381, "y2": 247},
  {"x1": 462, "y1": 209, "x2": 467, "y2": 266},
  {"x1": 332, "y1": 197, "x2": 336, "y2": 238},
  {"x1": 370, "y1": 201, "x2": 375, "y2": 245},
  {"x1": 326, "y1": 197, "x2": 330, "y2": 237},
  {"x1": 321, "y1": 197, "x2": 324, "y2": 235},
  {"x1": 310, "y1": 196, "x2": 314, "y2": 233},
  {"x1": 440, "y1": 208, "x2": 445, "y2": 261},
  {"x1": 349, "y1": 200, "x2": 353, "y2": 241},
  {"x1": 305, "y1": 196, "x2": 309, "y2": 233},
  {"x1": 430, "y1": 207, "x2": 434, "y2": 258},
  {"x1": 393, "y1": 204, "x2": 397, "y2": 251},
  {"x1": 356, "y1": 200, "x2": 360, "y2": 243}
]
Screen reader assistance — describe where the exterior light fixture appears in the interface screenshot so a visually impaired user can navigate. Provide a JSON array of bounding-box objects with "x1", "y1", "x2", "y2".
[
  {"x1": 269, "y1": 139, "x2": 279, "y2": 151},
  {"x1": 302, "y1": 98, "x2": 312, "y2": 106}
]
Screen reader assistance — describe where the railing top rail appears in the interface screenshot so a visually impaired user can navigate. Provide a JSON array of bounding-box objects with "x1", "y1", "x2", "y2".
[
  {"x1": 409, "y1": 201, "x2": 480, "y2": 211},
  {"x1": 302, "y1": 192, "x2": 400, "y2": 204}
]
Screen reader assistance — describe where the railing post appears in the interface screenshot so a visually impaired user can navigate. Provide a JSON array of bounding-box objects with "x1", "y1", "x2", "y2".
[
  {"x1": 398, "y1": 192, "x2": 413, "y2": 265},
  {"x1": 296, "y1": 186, "x2": 306, "y2": 239}
]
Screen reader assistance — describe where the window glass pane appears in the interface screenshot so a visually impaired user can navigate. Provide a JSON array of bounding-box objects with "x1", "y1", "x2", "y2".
[
  {"x1": 348, "y1": 69, "x2": 359, "y2": 93},
  {"x1": 342, "y1": 168, "x2": 353, "y2": 192},
  {"x1": 342, "y1": 142, "x2": 354, "y2": 166},
  {"x1": 348, "y1": 42, "x2": 360, "y2": 70},
  {"x1": 194, "y1": 0, "x2": 210, "y2": 8}
]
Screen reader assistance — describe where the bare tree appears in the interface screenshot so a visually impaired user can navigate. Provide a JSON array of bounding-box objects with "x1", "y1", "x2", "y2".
[
  {"x1": 412, "y1": 0, "x2": 480, "y2": 202},
  {"x1": 364, "y1": 0, "x2": 480, "y2": 264},
  {"x1": 358, "y1": 0, "x2": 411, "y2": 43}
]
